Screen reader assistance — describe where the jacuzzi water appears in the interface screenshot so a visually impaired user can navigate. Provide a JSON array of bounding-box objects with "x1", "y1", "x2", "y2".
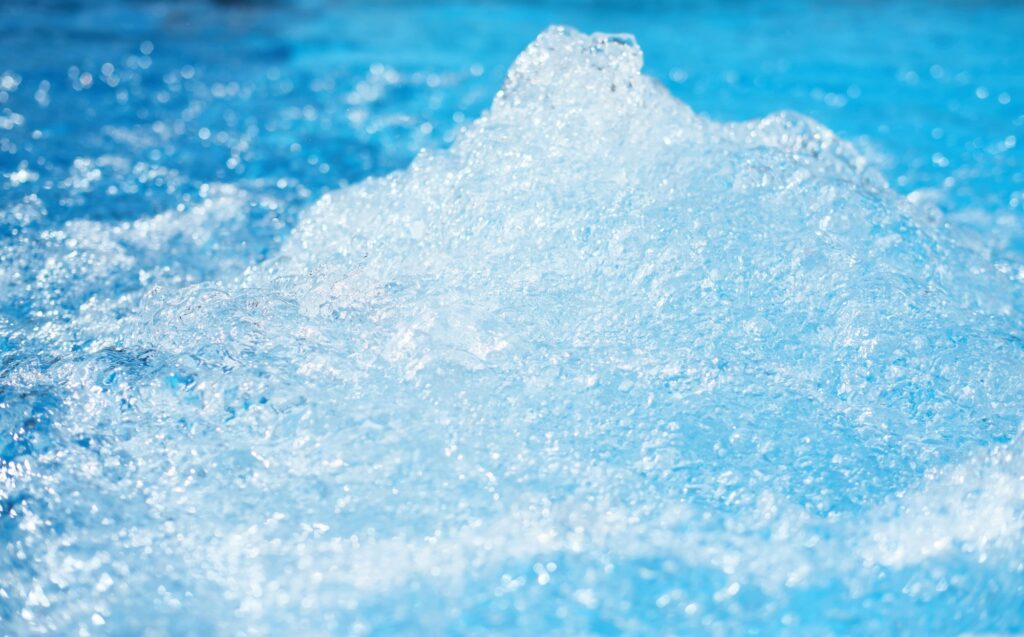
[{"x1": 2, "y1": 2, "x2": 1023, "y2": 635}]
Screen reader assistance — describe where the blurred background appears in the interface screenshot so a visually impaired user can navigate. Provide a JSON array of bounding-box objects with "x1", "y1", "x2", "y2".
[{"x1": 2, "y1": 0, "x2": 1022, "y2": 260}]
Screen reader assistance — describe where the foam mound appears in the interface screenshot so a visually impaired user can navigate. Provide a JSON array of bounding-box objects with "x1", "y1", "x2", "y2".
[{"x1": 2, "y1": 27, "x2": 1023, "y2": 635}]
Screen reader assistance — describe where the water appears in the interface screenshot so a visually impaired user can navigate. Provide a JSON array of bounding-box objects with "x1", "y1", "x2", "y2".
[{"x1": 2, "y1": 2, "x2": 1024, "y2": 635}]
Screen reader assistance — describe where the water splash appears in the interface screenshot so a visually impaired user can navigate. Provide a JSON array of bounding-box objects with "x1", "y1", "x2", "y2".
[{"x1": 2, "y1": 27, "x2": 1022, "y2": 636}]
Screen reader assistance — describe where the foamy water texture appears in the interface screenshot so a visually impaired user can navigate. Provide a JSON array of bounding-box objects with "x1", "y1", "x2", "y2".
[{"x1": 3, "y1": 27, "x2": 1024, "y2": 636}]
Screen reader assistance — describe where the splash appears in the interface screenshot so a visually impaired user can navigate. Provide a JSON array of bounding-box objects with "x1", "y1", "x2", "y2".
[{"x1": 2, "y1": 27, "x2": 1022, "y2": 635}]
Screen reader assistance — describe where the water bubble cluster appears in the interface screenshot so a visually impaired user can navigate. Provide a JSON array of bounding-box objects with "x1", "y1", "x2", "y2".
[{"x1": 2, "y1": 26, "x2": 1023, "y2": 636}]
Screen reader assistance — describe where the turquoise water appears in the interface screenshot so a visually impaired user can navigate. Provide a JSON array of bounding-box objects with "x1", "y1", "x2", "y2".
[{"x1": 2, "y1": 2, "x2": 1023, "y2": 635}]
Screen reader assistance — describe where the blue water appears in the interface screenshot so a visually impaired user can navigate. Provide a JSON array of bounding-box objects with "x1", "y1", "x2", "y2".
[{"x1": 2, "y1": 2, "x2": 1024, "y2": 635}]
